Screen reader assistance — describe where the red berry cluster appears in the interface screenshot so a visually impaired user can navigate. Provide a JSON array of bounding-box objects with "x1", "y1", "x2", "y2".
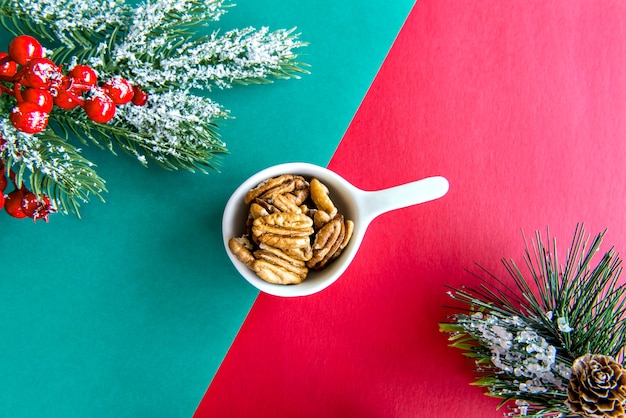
[
  {"x1": 0, "y1": 158, "x2": 55, "y2": 222},
  {"x1": 0, "y1": 35, "x2": 149, "y2": 134}
]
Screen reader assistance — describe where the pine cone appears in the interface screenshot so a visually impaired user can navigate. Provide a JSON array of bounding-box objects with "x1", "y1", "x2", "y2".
[{"x1": 567, "y1": 354, "x2": 626, "y2": 417}]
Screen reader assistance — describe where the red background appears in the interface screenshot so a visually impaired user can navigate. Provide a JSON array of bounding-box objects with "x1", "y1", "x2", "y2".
[{"x1": 197, "y1": 1, "x2": 626, "y2": 416}]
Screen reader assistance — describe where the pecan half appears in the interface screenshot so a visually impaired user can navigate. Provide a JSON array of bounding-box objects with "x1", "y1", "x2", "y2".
[
  {"x1": 228, "y1": 236, "x2": 255, "y2": 268},
  {"x1": 313, "y1": 209, "x2": 332, "y2": 229},
  {"x1": 245, "y1": 174, "x2": 310, "y2": 205},
  {"x1": 254, "y1": 246, "x2": 308, "y2": 279},
  {"x1": 272, "y1": 193, "x2": 303, "y2": 214},
  {"x1": 289, "y1": 188, "x2": 310, "y2": 206},
  {"x1": 283, "y1": 245, "x2": 313, "y2": 262},
  {"x1": 336, "y1": 219, "x2": 354, "y2": 257},
  {"x1": 252, "y1": 259, "x2": 306, "y2": 285},
  {"x1": 310, "y1": 178, "x2": 338, "y2": 218},
  {"x1": 252, "y1": 212, "x2": 314, "y2": 238},
  {"x1": 258, "y1": 234, "x2": 312, "y2": 251},
  {"x1": 307, "y1": 215, "x2": 346, "y2": 270},
  {"x1": 249, "y1": 202, "x2": 270, "y2": 219},
  {"x1": 244, "y1": 174, "x2": 296, "y2": 204}
]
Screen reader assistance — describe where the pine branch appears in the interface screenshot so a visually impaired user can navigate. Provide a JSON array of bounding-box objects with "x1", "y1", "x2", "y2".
[
  {"x1": 441, "y1": 224, "x2": 626, "y2": 417},
  {"x1": 0, "y1": 0, "x2": 308, "y2": 218}
]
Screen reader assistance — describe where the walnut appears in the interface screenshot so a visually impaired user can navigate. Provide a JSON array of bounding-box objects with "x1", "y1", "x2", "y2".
[{"x1": 229, "y1": 174, "x2": 354, "y2": 285}]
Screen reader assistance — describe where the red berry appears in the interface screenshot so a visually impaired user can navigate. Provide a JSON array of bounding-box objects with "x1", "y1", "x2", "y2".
[
  {"x1": 5, "y1": 189, "x2": 27, "y2": 218},
  {"x1": 69, "y1": 65, "x2": 98, "y2": 86},
  {"x1": 0, "y1": 174, "x2": 7, "y2": 192},
  {"x1": 10, "y1": 102, "x2": 49, "y2": 134},
  {"x1": 53, "y1": 88, "x2": 82, "y2": 110},
  {"x1": 84, "y1": 91, "x2": 116, "y2": 123},
  {"x1": 131, "y1": 85, "x2": 149, "y2": 106},
  {"x1": 8, "y1": 35, "x2": 43, "y2": 66},
  {"x1": 102, "y1": 76, "x2": 134, "y2": 105},
  {"x1": 0, "y1": 193, "x2": 4, "y2": 210},
  {"x1": 0, "y1": 52, "x2": 17, "y2": 78},
  {"x1": 22, "y1": 88, "x2": 53, "y2": 113},
  {"x1": 21, "y1": 191, "x2": 39, "y2": 217},
  {"x1": 21, "y1": 58, "x2": 60, "y2": 89}
]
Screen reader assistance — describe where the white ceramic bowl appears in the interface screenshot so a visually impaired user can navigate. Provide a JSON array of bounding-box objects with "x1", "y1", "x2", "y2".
[{"x1": 222, "y1": 162, "x2": 449, "y2": 297}]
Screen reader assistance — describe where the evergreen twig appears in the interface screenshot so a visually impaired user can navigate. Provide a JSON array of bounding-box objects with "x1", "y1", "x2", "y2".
[{"x1": 440, "y1": 224, "x2": 626, "y2": 417}]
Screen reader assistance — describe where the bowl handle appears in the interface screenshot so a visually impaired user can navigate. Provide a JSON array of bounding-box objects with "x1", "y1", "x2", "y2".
[{"x1": 358, "y1": 176, "x2": 449, "y2": 222}]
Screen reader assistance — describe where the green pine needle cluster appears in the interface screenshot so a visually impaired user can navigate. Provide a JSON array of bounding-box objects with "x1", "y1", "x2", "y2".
[
  {"x1": 440, "y1": 224, "x2": 626, "y2": 417},
  {"x1": 0, "y1": 0, "x2": 308, "y2": 216}
]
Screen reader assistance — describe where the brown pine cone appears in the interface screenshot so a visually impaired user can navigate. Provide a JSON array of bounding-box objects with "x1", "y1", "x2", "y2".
[{"x1": 567, "y1": 354, "x2": 626, "y2": 417}]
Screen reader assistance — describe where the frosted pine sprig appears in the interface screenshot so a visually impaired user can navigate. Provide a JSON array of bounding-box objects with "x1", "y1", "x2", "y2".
[
  {"x1": 440, "y1": 225, "x2": 626, "y2": 417},
  {"x1": 113, "y1": 90, "x2": 228, "y2": 171},
  {"x1": 153, "y1": 26, "x2": 307, "y2": 90},
  {"x1": 121, "y1": 0, "x2": 227, "y2": 43},
  {"x1": 107, "y1": 0, "x2": 228, "y2": 75},
  {"x1": 2, "y1": 0, "x2": 128, "y2": 46},
  {"x1": 0, "y1": 0, "x2": 307, "y2": 217}
]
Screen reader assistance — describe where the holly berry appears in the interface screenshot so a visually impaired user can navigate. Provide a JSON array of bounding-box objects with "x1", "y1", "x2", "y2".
[
  {"x1": 102, "y1": 77, "x2": 134, "y2": 105},
  {"x1": 131, "y1": 85, "x2": 149, "y2": 106},
  {"x1": 8, "y1": 35, "x2": 43, "y2": 66},
  {"x1": 69, "y1": 65, "x2": 98, "y2": 86},
  {"x1": 21, "y1": 191, "x2": 39, "y2": 217},
  {"x1": 0, "y1": 192, "x2": 4, "y2": 210},
  {"x1": 10, "y1": 102, "x2": 49, "y2": 134},
  {"x1": 23, "y1": 88, "x2": 54, "y2": 113},
  {"x1": 54, "y1": 90, "x2": 81, "y2": 110},
  {"x1": 21, "y1": 58, "x2": 60, "y2": 89},
  {"x1": 84, "y1": 91, "x2": 116, "y2": 123},
  {"x1": 0, "y1": 52, "x2": 17, "y2": 78},
  {"x1": 5, "y1": 189, "x2": 27, "y2": 218}
]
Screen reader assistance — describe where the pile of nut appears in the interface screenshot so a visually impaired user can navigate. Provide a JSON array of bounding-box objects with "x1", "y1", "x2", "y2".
[{"x1": 228, "y1": 174, "x2": 354, "y2": 285}]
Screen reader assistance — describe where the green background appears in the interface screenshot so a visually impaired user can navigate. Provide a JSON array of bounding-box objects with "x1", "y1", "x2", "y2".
[{"x1": 0, "y1": 1, "x2": 414, "y2": 416}]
